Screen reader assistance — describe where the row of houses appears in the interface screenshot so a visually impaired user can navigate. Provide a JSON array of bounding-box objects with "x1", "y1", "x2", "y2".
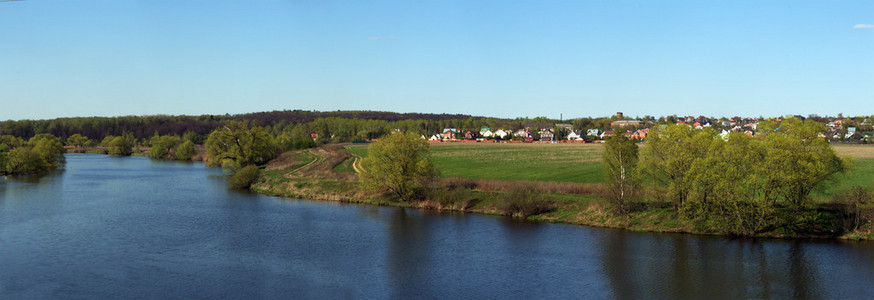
[{"x1": 425, "y1": 127, "x2": 653, "y2": 142}]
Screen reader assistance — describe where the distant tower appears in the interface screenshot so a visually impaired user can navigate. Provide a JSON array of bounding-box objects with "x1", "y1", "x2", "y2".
[{"x1": 616, "y1": 112, "x2": 623, "y2": 117}]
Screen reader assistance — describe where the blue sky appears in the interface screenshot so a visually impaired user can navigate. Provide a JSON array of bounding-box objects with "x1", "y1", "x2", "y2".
[{"x1": 1, "y1": 1, "x2": 872, "y2": 121}]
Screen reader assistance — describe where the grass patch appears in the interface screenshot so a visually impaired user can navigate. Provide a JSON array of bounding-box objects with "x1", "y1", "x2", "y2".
[
  {"x1": 348, "y1": 143, "x2": 605, "y2": 183},
  {"x1": 333, "y1": 157, "x2": 355, "y2": 173}
]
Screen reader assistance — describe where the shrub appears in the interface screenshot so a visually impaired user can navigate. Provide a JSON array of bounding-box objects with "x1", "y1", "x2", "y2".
[
  {"x1": 499, "y1": 184, "x2": 555, "y2": 218},
  {"x1": 228, "y1": 165, "x2": 260, "y2": 189},
  {"x1": 175, "y1": 140, "x2": 195, "y2": 161}
]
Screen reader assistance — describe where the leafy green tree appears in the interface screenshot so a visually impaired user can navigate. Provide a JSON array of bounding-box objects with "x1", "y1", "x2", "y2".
[
  {"x1": 360, "y1": 132, "x2": 438, "y2": 201},
  {"x1": 101, "y1": 135, "x2": 116, "y2": 147},
  {"x1": 758, "y1": 117, "x2": 848, "y2": 209},
  {"x1": 0, "y1": 135, "x2": 24, "y2": 152},
  {"x1": 603, "y1": 132, "x2": 638, "y2": 214},
  {"x1": 175, "y1": 140, "x2": 196, "y2": 161},
  {"x1": 228, "y1": 165, "x2": 260, "y2": 189},
  {"x1": 639, "y1": 124, "x2": 701, "y2": 207},
  {"x1": 205, "y1": 121, "x2": 277, "y2": 170},
  {"x1": 29, "y1": 134, "x2": 66, "y2": 169},
  {"x1": 108, "y1": 134, "x2": 134, "y2": 156},
  {"x1": 0, "y1": 152, "x2": 8, "y2": 174},
  {"x1": 5, "y1": 147, "x2": 46, "y2": 174},
  {"x1": 684, "y1": 132, "x2": 773, "y2": 235},
  {"x1": 66, "y1": 134, "x2": 91, "y2": 148},
  {"x1": 149, "y1": 135, "x2": 181, "y2": 159}
]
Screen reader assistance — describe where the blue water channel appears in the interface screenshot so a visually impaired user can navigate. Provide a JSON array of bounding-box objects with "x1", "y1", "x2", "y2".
[{"x1": 1, "y1": 154, "x2": 872, "y2": 298}]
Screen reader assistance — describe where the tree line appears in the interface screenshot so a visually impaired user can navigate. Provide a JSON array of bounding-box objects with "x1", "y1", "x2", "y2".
[
  {"x1": 604, "y1": 117, "x2": 853, "y2": 236},
  {"x1": 0, "y1": 110, "x2": 644, "y2": 144}
]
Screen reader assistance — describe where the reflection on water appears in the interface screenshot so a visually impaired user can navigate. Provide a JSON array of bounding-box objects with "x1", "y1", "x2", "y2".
[
  {"x1": 1, "y1": 154, "x2": 873, "y2": 298},
  {"x1": 599, "y1": 230, "x2": 874, "y2": 299}
]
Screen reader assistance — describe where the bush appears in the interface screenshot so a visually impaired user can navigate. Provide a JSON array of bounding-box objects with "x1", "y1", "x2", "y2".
[
  {"x1": 175, "y1": 140, "x2": 195, "y2": 161},
  {"x1": 499, "y1": 184, "x2": 555, "y2": 218},
  {"x1": 228, "y1": 165, "x2": 260, "y2": 189}
]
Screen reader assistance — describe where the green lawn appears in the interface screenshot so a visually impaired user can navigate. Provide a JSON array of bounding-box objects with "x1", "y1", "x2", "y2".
[
  {"x1": 333, "y1": 157, "x2": 355, "y2": 173},
  {"x1": 347, "y1": 143, "x2": 874, "y2": 193},
  {"x1": 348, "y1": 143, "x2": 606, "y2": 183}
]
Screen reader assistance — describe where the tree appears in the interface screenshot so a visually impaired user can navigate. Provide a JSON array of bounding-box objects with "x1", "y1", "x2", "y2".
[
  {"x1": 4, "y1": 147, "x2": 46, "y2": 174},
  {"x1": 758, "y1": 117, "x2": 847, "y2": 209},
  {"x1": 66, "y1": 134, "x2": 91, "y2": 148},
  {"x1": 227, "y1": 165, "x2": 260, "y2": 189},
  {"x1": 639, "y1": 124, "x2": 703, "y2": 207},
  {"x1": 29, "y1": 134, "x2": 66, "y2": 169},
  {"x1": 149, "y1": 135, "x2": 181, "y2": 159},
  {"x1": 175, "y1": 140, "x2": 196, "y2": 161},
  {"x1": 107, "y1": 133, "x2": 135, "y2": 156},
  {"x1": 603, "y1": 132, "x2": 639, "y2": 214},
  {"x1": 360, "y1": 132, "x2": 438, "y2": 201},
  {"x1": 205, "y1": 120, "x2": 277, "y2": 171}
]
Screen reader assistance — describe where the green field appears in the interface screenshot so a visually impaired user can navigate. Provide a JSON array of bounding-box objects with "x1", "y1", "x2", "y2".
[
  {"x1": 348, "y1": 143, "x2": 605, "y2": 183},
  {"x1": 347, "y1": 143, "x2": 874, "y2": 195}
]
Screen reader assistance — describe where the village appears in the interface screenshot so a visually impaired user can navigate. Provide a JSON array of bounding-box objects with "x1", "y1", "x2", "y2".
[{"x1": 420, "y1": 112, "x2": 874, "y2": 144}]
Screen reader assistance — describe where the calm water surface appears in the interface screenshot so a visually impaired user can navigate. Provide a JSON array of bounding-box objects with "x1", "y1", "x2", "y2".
[{"x1": 1, "y1": 154, "x2": 873, "y2": 299}]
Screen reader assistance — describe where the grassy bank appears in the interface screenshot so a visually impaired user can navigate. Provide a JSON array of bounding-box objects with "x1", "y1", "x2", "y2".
[{"x1": 257, "y1": 143, "x2": 874, "y2": 240}]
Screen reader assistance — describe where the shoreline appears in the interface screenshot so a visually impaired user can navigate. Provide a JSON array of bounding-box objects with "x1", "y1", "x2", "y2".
[{"x1": 251, "y1": 172, "x2": 873, "y2": 242}]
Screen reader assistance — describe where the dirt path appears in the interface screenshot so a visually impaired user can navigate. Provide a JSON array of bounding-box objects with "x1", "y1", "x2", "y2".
[
  {"x1": 281, "y1": 149, "x2": 324, "y2": 178},
  {"x1": 346, "y1": 146, "x2": 363, "y2": 174}
]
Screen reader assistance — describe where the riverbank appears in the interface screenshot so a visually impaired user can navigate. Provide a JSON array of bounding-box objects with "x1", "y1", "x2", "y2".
[{"x1": 251, "y1": 145, "x2": 873, "y2": 241}]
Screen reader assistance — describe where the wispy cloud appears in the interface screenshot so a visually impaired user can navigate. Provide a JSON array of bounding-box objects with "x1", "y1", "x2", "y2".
[
  {"x1": 854, "y1": 24, "x2": 874, "y2": 29},
  {"x1": 366, "y1": 36, "x2": 400, "y2": 41}
]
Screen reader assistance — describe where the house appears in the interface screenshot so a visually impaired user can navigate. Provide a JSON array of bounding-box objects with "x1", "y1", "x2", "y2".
[
  {"x1": 480, "y1": 127, "x2": 493, "y2": 137},
  {"x1": 420, "y1": 135, "x2": 427, "y2": 140},
  {"x1": 514, "y1": 129, "x2": 530, "y2": 138},
  {"x1": 539, "y1": 129, "x2": 554, "y2": 142},
  {"x1": 464, "y1": 131, "x2": 478, "y2": 140},
  {"x1": 600, "y1": 130, "x2": 614, "y2": 139},
  {"x1": 567, "y1": 130, "x2": 584, "y2": 141},
  {"x1": 629, "y1": 129, "x2": 648, "y2": 140},
  {"x1": 442, "y1": 128, "x2": 457, "y2": 140},
  {"x1": 586, "y1": 129, "x2": 600, "y2": 137},
  {"x1": 493, "y1": 129, "x2": 509, "y2": 139},
  {"x1": 429, "y1": 134, "x2": 442, "y2": 141}
]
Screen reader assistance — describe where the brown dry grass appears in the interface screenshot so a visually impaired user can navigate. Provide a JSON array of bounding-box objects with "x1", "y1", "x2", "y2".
[
  {"x1": 265, "y1": 151, "x2": 306, "y2": 171},
  {"x1": 833, "y1": 144, "x2": 874, "y2": 159},
  {"x1": 430, "y1": 142, "x2": 605, "y2": 164},
  {"x1": 267, "y1": 145, "x2": 358, "y2": 181},
  {"x1": 437, "y1": 177, "x2": 608, "y2": 196}
]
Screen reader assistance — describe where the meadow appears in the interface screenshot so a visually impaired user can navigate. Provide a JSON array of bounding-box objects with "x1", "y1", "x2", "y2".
[{"x1": 346, "y1": 142, "x2": 874, "y2": 197}]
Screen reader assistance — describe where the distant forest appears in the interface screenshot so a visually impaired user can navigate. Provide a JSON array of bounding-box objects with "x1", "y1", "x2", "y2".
[{"x1": 0, "y1": 110, "x2": 491, "y2": 141}]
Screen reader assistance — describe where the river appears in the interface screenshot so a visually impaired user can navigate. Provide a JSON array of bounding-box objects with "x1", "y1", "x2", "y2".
[{"x1": 1, "y1": 154, "x2": 872, "y2": 298}]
